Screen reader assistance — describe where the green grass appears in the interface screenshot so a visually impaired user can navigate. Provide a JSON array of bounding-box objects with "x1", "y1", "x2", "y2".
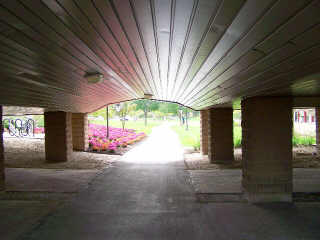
[
  {"x1": 233, "y1": 126, "x2": 242, "y2": 148},
  {"x1": 292, "y1": 133, "x2": 315, "y2": 146},
  {"x1": 171, "y1": 124, "x2": 201, "y2": 150},
  {"x1": 89, "y1": 119, "x2": 162, "y2": 135},
  {"x1": 172, "y1": 120, "x2": 242, "y2": 150}
]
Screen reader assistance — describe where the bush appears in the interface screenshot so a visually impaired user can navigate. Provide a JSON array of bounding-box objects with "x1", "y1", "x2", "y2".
[{"x1": 292, "y1": 134, "x2": 315, "y2": 146}]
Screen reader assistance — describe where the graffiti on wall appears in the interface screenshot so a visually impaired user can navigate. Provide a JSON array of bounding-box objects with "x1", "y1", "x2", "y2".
[{"x1": 2, "y1": 118, "x2": 35, "y2": 137}]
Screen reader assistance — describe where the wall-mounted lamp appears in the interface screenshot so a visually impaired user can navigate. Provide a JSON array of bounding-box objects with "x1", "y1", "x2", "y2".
[
  {"x1": 84, "y1": 72, "x2": 104, "y2": 84},
  {"x1": 144, "y1": 93, "x2": 153, "y2": 99}
]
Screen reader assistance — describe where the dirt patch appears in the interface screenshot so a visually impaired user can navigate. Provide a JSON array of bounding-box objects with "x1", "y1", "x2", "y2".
[
  {"x1": 4, "y1": 138, "x2": 120, "y2": 169},
  {"x1": 185, "y1": 146, "x2": 320, "y2": 170}
]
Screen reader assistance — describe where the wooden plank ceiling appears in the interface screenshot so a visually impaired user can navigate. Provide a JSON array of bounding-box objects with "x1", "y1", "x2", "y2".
[{"x1": 0, "y1": 0, "x2": 319, "y2": 112}]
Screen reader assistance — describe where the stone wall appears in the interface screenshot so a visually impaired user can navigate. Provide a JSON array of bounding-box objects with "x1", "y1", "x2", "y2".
[
  {"x1": 242, "y1": 97, "x2": 292, "y2": 202},
  {"x1": 72, "y1": 113, "x2": 89, "y2": 151},
  {"x1": 0, "y1": 106, "x2": 4, "y2": 190},
  {"x1": 208, "y1": 108, "x2": 234, "y2": 163},
  {"x1": 316, "y1": 107, "x2": 320, "y2": 154},
  {"x1": 200, "y1": 110, "x2": 208, "y2": 155},
  {"x1": 44, "y1": 111, "x2": 72, "y2": 162}
]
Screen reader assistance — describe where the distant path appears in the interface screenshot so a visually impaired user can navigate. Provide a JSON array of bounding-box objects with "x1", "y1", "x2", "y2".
[{"x1": 121, "y1": 123, "x2": 184, "y2": 164}]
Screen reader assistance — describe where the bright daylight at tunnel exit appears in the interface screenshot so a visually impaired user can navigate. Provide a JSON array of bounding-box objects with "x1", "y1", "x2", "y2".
[{"x1": 1, "y1": 0, "x2": 320, "y2": 239}]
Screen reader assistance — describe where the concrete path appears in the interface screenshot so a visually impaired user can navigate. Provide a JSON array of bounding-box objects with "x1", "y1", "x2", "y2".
[
  {"x1": 122, "y1": 123, "x2": 184, "y2": 164},
  {"x1": 190, "y1": 168, "x2": 320, "y2": 194},
  {"x1": 17, "y1": 162, "x2": 320, "y2": 240},
  {"x1": 5, "y1": 168, "x2": 100, "y2": 192},
  {"x1": 2, "y1": 126, "x2": 320, "y2": 239}
]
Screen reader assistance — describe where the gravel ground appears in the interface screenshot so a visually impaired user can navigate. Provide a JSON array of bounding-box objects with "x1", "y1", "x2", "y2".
[
  {"x1": 185, "y1": 146, "x2": 320, "y2": 170},
  {"x1": 4, "y1": 138, "x2": 120, "y2": 169}
]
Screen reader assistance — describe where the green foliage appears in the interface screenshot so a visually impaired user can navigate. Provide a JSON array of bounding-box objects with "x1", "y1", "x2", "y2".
[
  {"x1": 233, "y1": 126, "x2": 242, "y2": 148},
  {"x1": 233, "y1": 110, "x2": 241, "y2": 120},
  {"x1": 158, "y1": 102, "x2": 179, "y2": 115},
  {"x1": 90, "y1": 106, "x2": 115, "y2": 119},
  {"x1": 292, "y1": 134, "x2": 315, "y2": 146},
  {"x1": 172, "y1": 123, "x2": 200, "y2": 150},
  {"x1": 89, "y1": 119, "x2": 161, "y2": 135},
  {"x1": 33, "y1": 115, "x2": 44, "y2": 127},
  {"x1": 115, "y1": 102, "x2": 136, "y2": 129},
  {"x1": 134, "y1": 99, "x2": 159, "y2": 112}
]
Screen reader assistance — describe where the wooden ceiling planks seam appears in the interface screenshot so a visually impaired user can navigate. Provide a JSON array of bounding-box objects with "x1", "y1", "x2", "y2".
[
  {"x1": 189, "y1": 0, "x2": 320, "y2": 108},
  {"x1": 0, "y1": 0, "x2": 319, "y2": 112},
  {"x1": 62, "y1": 0, "x2": 147, "y2": 95},
  {"x1": 194, "y1": 29, "x2": 320, "y2": 109},
  {"x1": 181, "y1": 0, "x2": 313, "y2": 105},
  {"x1": 174, "y1": 0, "x2": 245, "y2": 102}
]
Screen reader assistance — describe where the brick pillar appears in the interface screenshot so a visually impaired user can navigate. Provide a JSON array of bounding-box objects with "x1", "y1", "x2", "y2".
[
  {"x1": 315, "y1": 108, "x2": 320, "y2": 154},
  {"x1": 242, "y1": 97, "x2": 292, "y2": 202},
  {"x1": 0, "y1": 106, "x2": 4, "y2": 190},
  {"x1": 200, "y1": 110, "x2": 209, "y2": 155},
  {"x1": 208, "y1": 108, "x2": 234, "y2": 163},
  {"x1": 72, "y1": 113, "x2": 89, "y2": 151},
  {"x1": 45, "y1": 111, "x2": 72, "y2": 162}
]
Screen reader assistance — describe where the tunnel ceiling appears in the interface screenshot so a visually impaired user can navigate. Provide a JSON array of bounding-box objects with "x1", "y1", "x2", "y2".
[{"x1": 0, "y1": 0, "x2": 319, "y2": 113}]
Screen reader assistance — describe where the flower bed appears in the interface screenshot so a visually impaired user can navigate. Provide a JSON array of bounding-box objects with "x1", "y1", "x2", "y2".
[
  {"x1": 34, "y1": 127, "x2": 45, "y2": 134},
  {"x1": 88, "y1": 124, "x2": 146, "y2": 152}
]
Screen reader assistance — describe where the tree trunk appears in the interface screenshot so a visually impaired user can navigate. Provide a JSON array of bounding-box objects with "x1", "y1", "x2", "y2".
[
  {"x1": 106, "y1": 106, "x2": 109, "y2": 138},
  {"x1": 144, "y1": 110, "x2": 147, "y2": 126},
  {"x1": 185, "y1": 110, "x2": 188, "y2": 131}
]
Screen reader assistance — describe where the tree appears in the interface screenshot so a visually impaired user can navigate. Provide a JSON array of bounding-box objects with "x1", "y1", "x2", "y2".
[
  {"x1": 116, "y1": 102, "x2": 136, "y2": 130},
  {"x1": 134, "y1": 100, "x2": 159, "y2": 126},
  {"x1": 90, "y1": 106, "x2": 115, "y2": 120}
]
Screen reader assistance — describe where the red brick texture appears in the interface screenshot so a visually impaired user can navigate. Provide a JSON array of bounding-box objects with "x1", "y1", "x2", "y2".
[
  {"x1": 200, "y1": 110, "x2": 209, "y2": 155},
  {"x1": 241, "y1": 97, "x2": 293, "y2": 202},
  {"x1": 45, "y1": 111, "x2": 73, "y2": 162},
  {"x1": 208, "y1": 108, "x2": 234, "y2": 163},
  {"x1": 0, "y1": 106, "x2": 4, "y2": 190},
  {"x1": 316, "y1": 107, "x2": 320, "y2": 154},
  {"x1": 72, "y1": 113, "x2": 89, "y2": 151}
]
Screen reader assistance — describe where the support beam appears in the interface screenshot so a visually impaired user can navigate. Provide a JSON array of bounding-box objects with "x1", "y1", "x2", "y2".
[
  {"x1": 45, "y1": 111, "x2": 72, "y2": 162},
  {"x1": 0, "y1": 106, "x2": 4, "y2": 190},
  {"x1": 200, "y1": 110, "x2": 209, "y2": 155},
  {"x1": 316, "y1": 107, "x2": 320, "y2": 154},
  {"x1": 208, "y1": 108, "x2": 234, "y2": 163},
  {"x1": 72, "y1": 113, "x2": 88, "y2": 151},
  {"x1": 242, "y1": 97, "x2": 293, "y2": 203}
]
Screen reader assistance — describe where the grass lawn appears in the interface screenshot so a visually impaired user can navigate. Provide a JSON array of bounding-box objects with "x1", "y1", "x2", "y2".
[
  {"x1": 171, "y1": 124, "x2": 201, "y2": 150},
  {"x1": 172, "y1": 120, "x2": 242, "y2": 150},
  {"x1": 88, "y1": 119, "x2": 162, "y2": 135}
]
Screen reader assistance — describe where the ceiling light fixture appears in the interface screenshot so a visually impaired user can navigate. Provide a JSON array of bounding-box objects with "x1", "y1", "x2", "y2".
[
  {"x1": 84, "y1": 72, "x2": 104, "y2": 84},
  {"x1": 144, "y1": 93, "x2": 153, "y2": 99}
]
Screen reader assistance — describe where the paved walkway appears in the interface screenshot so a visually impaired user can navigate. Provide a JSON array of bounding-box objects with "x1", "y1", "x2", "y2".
[
  {"x1": 121, "y1": 123, "x2": 184, "y2": 164},
  {"x1": 190, "y1": 168, "x2": 320, "y2": 194},
  {"x1": 2, "y1": 125, "x2": 320, "y2": 239}
]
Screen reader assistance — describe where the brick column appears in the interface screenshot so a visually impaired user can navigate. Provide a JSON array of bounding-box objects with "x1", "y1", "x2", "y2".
[
  {"x1": 0, "y1": 106, "x2": 4, "y2": 190},
  {"x1": 200, "y1": 110, "x2": 209, "y2": 155},
  {"x1": 316, "y1": 108, "x2": 320, "y2": 154},
  {"x1": 45, "y1": 111, "x2": 72, "y2": 162},
  {"x1": 242, "y1": 97, "x2": 292, "y2": 202},
  {"x1": 72, "y1": 113, "x2": 89, "y2": 151},
  {"x1": 208, "y1": 108, "x2": 234, "y2": 163}
]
